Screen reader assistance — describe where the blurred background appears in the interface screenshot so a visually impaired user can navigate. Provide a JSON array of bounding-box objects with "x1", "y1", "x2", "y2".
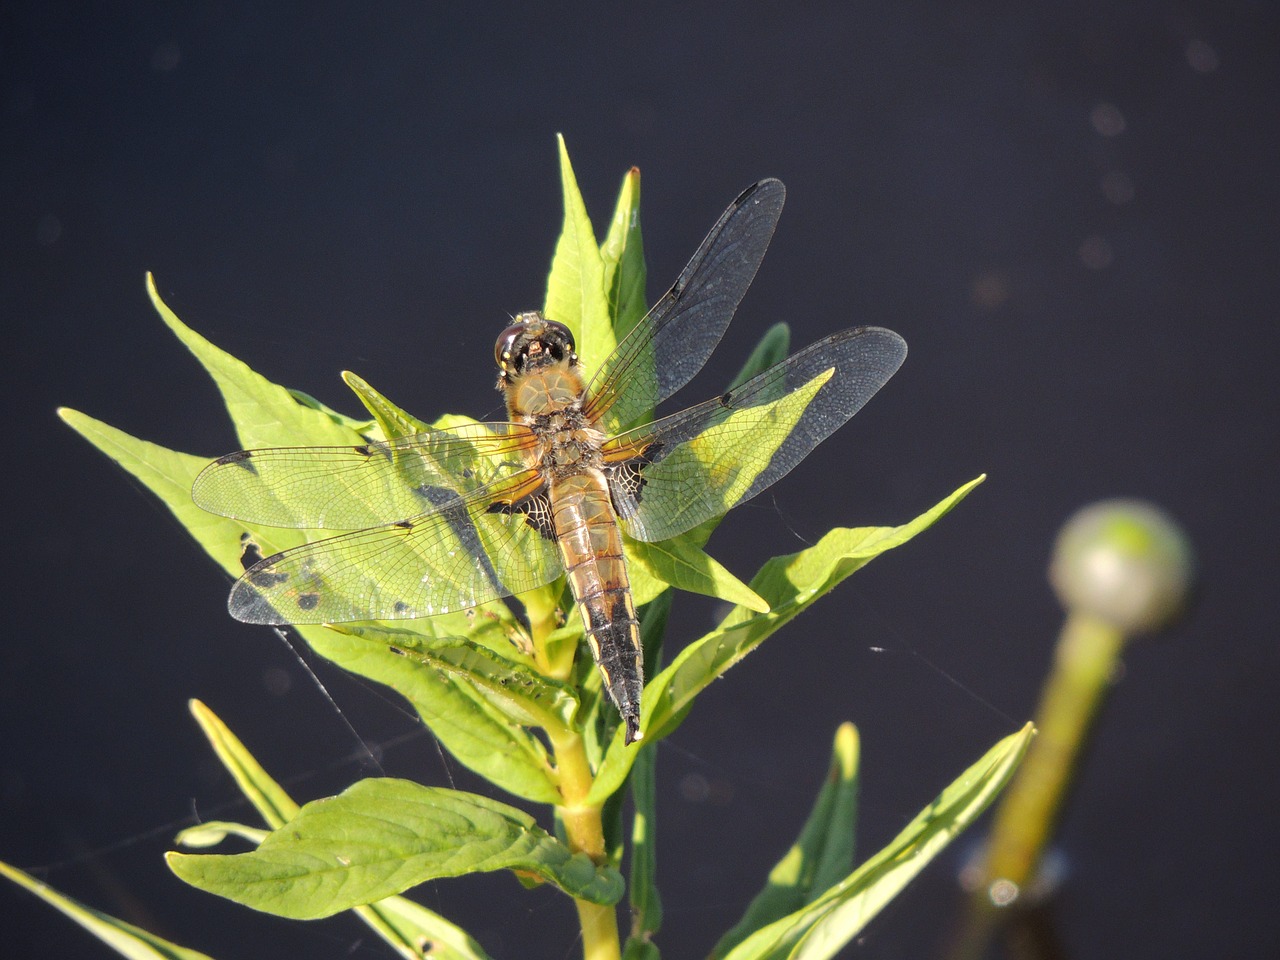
[{"x1": 3, "y1": 2, "x2": 1277, "y2": 958}]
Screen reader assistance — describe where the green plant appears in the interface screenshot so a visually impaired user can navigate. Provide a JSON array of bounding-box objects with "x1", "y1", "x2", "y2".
[{"x1": 8, "y1": 140, "x2": 1031, "y2": 959}]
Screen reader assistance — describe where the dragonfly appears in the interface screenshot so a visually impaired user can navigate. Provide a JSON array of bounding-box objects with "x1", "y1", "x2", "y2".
[{"x1": 193, "y1": 179, "x2": 907, "y2": 745}]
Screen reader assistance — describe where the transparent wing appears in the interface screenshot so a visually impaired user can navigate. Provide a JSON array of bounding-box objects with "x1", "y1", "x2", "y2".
[
  {"x1": 583, "y1": 179, "x2": 786, "y2": 434},
  {"x1": 226, "y1": 474, "x2": 564, "y2": 624},
  {"x1": 605, "y1": 326, "x2": 907, "y2": 543},
  {"x1": 193, "y1": 422, "x2": 536, "y2": 529},
  {"x1": 193, "y1": 421, "x2": 564, "y2": 625}
]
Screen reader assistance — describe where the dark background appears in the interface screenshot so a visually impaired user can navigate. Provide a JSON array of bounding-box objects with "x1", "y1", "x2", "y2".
[{"x1": 4, "y1": 2, "x2": 1277, "y2": 958}]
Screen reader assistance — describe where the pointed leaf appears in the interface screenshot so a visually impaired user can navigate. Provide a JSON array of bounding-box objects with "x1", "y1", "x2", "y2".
[
  {"x1": 189, "y1": 699, "x2": 300, "y2": 826},
  {"x1": 711, "y1": 724, "x2": 859, "y2": 959},
  {"x1": 588, "y1": 477, "x2": 984, "y2": 803},
  {"x1": 329, "y1": 623, "x2": 579, "y2": 730},
  {"x1": 626, "y1": 742, "x2": 663, "y2": 947},
  {"x1": 304, "y1": 626, "x2": 563, "y2": 804},
  {"x1": 167, "y1": 778, "x2": 624, "y2": 919},
  {"x1": 146, "y1": 274, "x2": 359, "y2": 450},
  {"x1": 175, "y1": 822, "x2": 270, "y2": 848},
  {"x1": 342, "y1": 370, "x2": 432, "y2": 440},
  {"x1": 727, "y1": 323, "x2": 791, "y2": 392},
  {"x1": 722, "y1": 725, "x2": 1034, "y2": 960},
  {"x1": 600, "y1": 166, "x2": 647, "y2": 341},
  {"x1": 626, "y1": 534, "x2": 769, "y2": 613},
  {"x1": 0, "y1": 858, "x2": 214, "y2": 960},
  {"x1": 188, "y1": 701, "x2": 491, "y2": 960},
  {"x1": 63, "y1": 283, "x2": 558, "y2": 802},
  {"x1": 544, "y1": 136, "x2": 614, "y2": 376}
]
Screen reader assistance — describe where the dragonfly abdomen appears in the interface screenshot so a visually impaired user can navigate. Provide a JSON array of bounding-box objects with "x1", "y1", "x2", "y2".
[{"x1": 550, "y1": 470, "x2": 644, "y2": 744}]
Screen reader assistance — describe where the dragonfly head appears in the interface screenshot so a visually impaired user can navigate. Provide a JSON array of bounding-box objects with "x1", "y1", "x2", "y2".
[{"x1": 495, "y1": 312, "x2": 578, "y2": 384}]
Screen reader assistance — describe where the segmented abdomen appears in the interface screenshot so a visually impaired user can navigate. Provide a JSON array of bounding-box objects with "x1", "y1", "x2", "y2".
[{"x1": 550, "y1": 469, "x2": 643, "y2": 743}]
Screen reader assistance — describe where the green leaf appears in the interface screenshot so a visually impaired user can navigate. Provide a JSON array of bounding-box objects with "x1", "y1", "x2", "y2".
[
  {"x1": 544, "y1": 135, "x2": 615, "y2": 376},
  {"x1": 188, "y1": 699, "x2": 300, "y2": 827},
  {"x1": 167, "y1": 778, "x2": 624, "y2": 919},
  {"x1": 341, "y1": 370, "x2": 432, "y2": 440},
  {"x1": 721, "y1": 724, "x2": 1034, "y2": 960},
  {"x1": 711, "y1": 724, "x2": 859, "y2": 959},
  {"x1": 146, "y1": 273, "x2": 360, "y2": 450},
  {"x1": 60, "y1": 286, "x2": 562, "y2": 804},
  {"x1": 626, "y1": 742, "x2": 663, "y2": 947},
  {"x1": 303, "y1": 626, "x2": 564, "y2": 804},
  {"x1": 626, "y1": 533, "x2": 769, "y2": 614},
  {"x1": 600, "y1": 166, "x2": 647, "y2": 342},
  {"x1": 175, "y1": 822, "x2": 270, "y2": 848},
  {"x1": 187, "y1": 701, "x2": 493, "y2": 960},
  {"x1": 588, "y1": 477, "x2": 984, "y2": 803},
  {"x1": 727, "y1": 323, "x2": 791, "y2": 392},
  {"x1": 328, "y1": 623, "x2": 579, "y2": 731},
  {"x1": 0, "y1": 858, "x2": 214, "y2": 960}
]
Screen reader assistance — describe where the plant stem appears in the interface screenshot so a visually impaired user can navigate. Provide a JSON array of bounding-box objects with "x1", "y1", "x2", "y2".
[
  {"x1": 948, "y1": 610, "x2": 1125, "y2": 960},
  {"x1": 525, "y1": 588, "x2": 622, "y2": 960}
]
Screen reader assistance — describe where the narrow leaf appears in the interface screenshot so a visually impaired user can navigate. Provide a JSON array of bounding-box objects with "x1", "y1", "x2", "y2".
[
  {"x1": 189, "y1": 699, "x2": 299, "y2": 826},
  {"x1": 588, "y1": 477, "x2": 984, "y2": 803},
  {"x1": 167, "y1": 778, "x2": 624, "y2": 919},
  {"x1": 328, "y1": 623, "x2": 579, "y2": 731},
  {"x1": 146, "y1": 273, "x2": 359, "y2": 450},
  {"x1": 727, "y1": 324, "x2": 791, "y2": 392},
  {"x1": 711, "y1": 724, "x2": 859, "y2": 959},
  {"x1": 188, "y1": 701, "x2": 491, "y2": 960},
  {"x1": 544, "y1": 135, "x2": 615, "y2": 377},
  {"x1": 305, "y1": 626, "x2": 563, "y2": 804},
  {"x1": 342, "y1": 370, "x2": 432, "y2": 440},
  {"x1": 600, "y1": 166, "x2": 647, "y2": 341},
  {"x1": 0, "y1": 858, "x2": 214, "y2": 960},
  {"x1": 175, "y1": 822, "x2": 269, "y2": 848},
  {"x1": 722, "y1": 725, "x2": 1034, "y2": 960},
  {"x1": 626, "y1": 534, "x2": 769, "y2": 614},
  {"x1": 626, "y1": 742, "x2": 663, "y2": 947},
  {"x1": 60, "y1": 292, "x2": 562, "y2": 803}
]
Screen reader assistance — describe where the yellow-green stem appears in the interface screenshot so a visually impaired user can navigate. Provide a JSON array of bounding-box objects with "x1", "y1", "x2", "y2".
[
  {"x1": 525, "y1": 588, "x2": 621, "y2": 960},
  {"x1": 949, "y1": 610, "x2": 1125, "y2": 960}
]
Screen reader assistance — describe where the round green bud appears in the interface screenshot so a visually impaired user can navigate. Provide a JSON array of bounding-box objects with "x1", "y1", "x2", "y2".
[{"x1": 1048, "y1": 499, "x2": 1195, "y2": 634}]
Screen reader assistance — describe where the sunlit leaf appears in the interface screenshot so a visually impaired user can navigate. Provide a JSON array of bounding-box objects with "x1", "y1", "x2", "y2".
[
  {"x1": 600, "y1": 166, "x2": 647, "y2": 342},
  {"x1": 0, "y1": 858, "x2": 214, "y2": 960},
  {"x1": 711, "y1": 724, "x2": 859, "y2": 959},
  {"x1": 187, "y1": 700, "x2": 491, "y2": 960},
  {"x1": 544, "y1": 135, "x2": 614, "y2": 378},
  {"x1": 721, "y1": 725, "x2": 1034, "y2": 960},
  {"x1": 168, "y1": 778, "x2": 624, "y2": 919},
  {"x1": 588, "y1": 477, "x2": 984, "y2": 803},
  {"x1": 58, "y1": 288, "x2": 561, "y2": 804}
]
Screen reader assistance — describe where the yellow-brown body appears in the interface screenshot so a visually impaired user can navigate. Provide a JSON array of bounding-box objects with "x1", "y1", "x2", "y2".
[{"x1": 497, "y1": 313, "x2": 644, "y2": 742}]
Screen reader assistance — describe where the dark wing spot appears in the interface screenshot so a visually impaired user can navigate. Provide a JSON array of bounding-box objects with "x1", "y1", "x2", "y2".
[
  {"x1": 394, "y1": 520, "x2": 414, "y2": 530},
  {"x1": 488, "y1": 489, "x2": 556, "y2": 540},
  {"x1": 353, "y1": 443, "x2": 374, "y2": 456},
  {"x1": 393, "y1": 601, "x2": 412, "y2": 616},
  {"x1": 244, "y1": 548, "x2": 290, "y2": 588},
  {"x1": 609, "y1": 440, "x2": 663, "y2": 514},
  {"x1": 238, "y1": 534, "x2": 266, "y2": 570},
  {"x1": 296, "y1": 593, "x2": 320, "y2": 611},
  {"x1": 216, "y1": 450, "x2": 258, "y2": 474}
]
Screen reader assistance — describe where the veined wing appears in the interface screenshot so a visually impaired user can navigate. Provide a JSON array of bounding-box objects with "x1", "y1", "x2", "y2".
[
  {"x1": 584, "y1": 179, "x2": 786, "y2": 434},
  {"x1": 193, "y1": 422, "x2": 536, "y2": 530},
  {"x1": 194, "y1": 421, "x2": 562, "y2": 625},
  {"x1": 604, "y1": 326, "x2": 907, "y2": 543},
  {"x1": 222, "y1": 469, "x2": 563, "y2": 625}
]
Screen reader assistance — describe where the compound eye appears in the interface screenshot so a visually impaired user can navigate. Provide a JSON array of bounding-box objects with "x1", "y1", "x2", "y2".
[
  {"x1": 494, "y1": 322, "x2": 527, "y2": 368},
  {"x1": 544, "y1": 320, "x2": 575, "y2": 353}
]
